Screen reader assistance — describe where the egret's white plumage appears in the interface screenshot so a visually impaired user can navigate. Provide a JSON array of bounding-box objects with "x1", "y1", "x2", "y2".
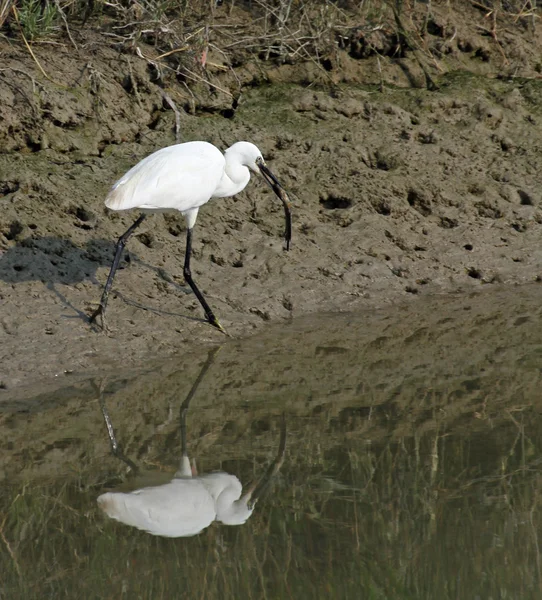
[
  {"x1": 89, "y1": 140, "x2": 291, "y2": 331},
  {"x1": 98, "y1": 472, "x2": 253, "y2": 537},
  {"x1": 105, "y1": 141, "x2": 260, "y2": 221}
]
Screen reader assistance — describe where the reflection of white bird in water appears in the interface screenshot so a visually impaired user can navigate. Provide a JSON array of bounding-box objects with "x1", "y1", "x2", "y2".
[
  {"x1": 88, "y1": 141, "x2": 292, "y2": 333},
  {"x1": 96, "y1": 350, "x2": 286, "y2": 537}
]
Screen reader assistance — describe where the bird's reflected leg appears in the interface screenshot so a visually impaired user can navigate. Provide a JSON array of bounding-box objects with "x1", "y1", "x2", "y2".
[
  {"x1": 183, "y1": 226, "x2": 226, "y2": 334},
  {"x1": 177, "y1": 390, "x2": 192, "y2": 477},
  {"x1": 89, "y1": 214, "x2": 147, "y2": 329},
  {"x1": 94, "y1": 379, "x2": 140, "y2": 474},
  {"x1": 246, "y1": 414, "x2": 286, "y2": 509},
  {"x1": 176, "y1": 346, "x2": 221, "y2": 477}
]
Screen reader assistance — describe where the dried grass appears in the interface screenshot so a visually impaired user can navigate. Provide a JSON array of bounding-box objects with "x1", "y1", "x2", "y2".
[{"x1": 0, "y1": 1, "x2": 539, "y2": 92}]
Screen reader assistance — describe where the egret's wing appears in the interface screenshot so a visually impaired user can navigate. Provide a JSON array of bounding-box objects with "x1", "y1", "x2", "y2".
[
  {"x1": 105, "y1": 142, "x2": 225, "y2": 213},
  {"x1": 98, "y1": 479, "x2": 216, "y2": 537}
]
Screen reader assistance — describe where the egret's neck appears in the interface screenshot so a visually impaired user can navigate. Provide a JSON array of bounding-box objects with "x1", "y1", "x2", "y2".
[
  {"x1": 213, "y1": 159, "x2": 250, "y2": 199},
  {"x1": 201, "y1": 474, "x2": 253, "y2": 525},
  {"x1": 216, "y1": 493, "x2": 253, "y2": 525}
]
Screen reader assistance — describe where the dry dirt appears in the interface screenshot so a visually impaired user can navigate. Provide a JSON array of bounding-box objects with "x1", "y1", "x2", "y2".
[{"x1": 1, "y1": 1, "x2": 542, "y2": 393}]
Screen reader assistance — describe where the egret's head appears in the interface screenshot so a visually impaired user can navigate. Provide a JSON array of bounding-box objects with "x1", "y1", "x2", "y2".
[
  {"x1": 225, "y1": 140, "x2": 292, "y2": 251},
  {"x1": 225, "y1": 141, "x2": 264, "y2": 173},
  {"x1": 219, "y1": 495, "x2": 255, "y2": 526}
]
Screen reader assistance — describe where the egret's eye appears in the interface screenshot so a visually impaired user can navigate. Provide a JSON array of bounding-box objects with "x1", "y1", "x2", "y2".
[{"x1": 255, "y1": 156, "x2": 264, "y2": 166}]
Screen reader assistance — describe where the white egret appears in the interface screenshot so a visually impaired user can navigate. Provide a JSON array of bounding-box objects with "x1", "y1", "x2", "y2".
[
  {"x1": 96, "y1": 350, "x2": 286, "y2": 537},
  {"x1": 89, "y1": 141, "x2": 292, "y2": 332}
]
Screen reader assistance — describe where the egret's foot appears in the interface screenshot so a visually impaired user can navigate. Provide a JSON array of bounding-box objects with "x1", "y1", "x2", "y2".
[
  {"x1": 88, "y1": 304, "x2": 107, "y2": 330},
  {"x1": 207, "y1": 314, "x2": 226, "y2": 334}
]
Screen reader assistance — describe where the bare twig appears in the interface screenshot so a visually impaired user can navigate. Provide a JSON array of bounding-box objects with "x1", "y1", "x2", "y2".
[
  {"x1": 54, "y1": 0, "x2": 78, "y2": 51},
  {"x1": 0, "y1": 67, "x2": 44, "y2": 117},
  {"x1": 183, "y1": 68, "x2": 234, "y2": 97},
  {"x1": 0, "y1": 0, "x2": 12, "y2": 28},
  {"x1": 376, "y1": 54, "x2": 384, "y2": 92},
  {"x1": 126, "y1": 57, "x2": 143, "y2": 108},
  {"x1": 0, "y1": 513, "x2": 21, "y2": 578},
  {"x1": 155, "y1": 46, "x2": 189, "y2": 60},
  {"x1": 181, "y1": 81, "x2": 196, "y2": 114},
  {"x1": 158, "y1": 88, "x2": 182, "y2": 143},
  {"x1": 0, "y1": 66, "x2": 45, "y2": 92}
]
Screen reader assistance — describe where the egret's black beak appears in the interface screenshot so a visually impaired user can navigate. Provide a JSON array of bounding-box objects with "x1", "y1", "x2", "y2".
[
  {"x1": 256, "y1": 158, "x2": 292, "y2": 251},
  {"x1": 246, "y1": 414, "x2": 287, "y2": 510}
]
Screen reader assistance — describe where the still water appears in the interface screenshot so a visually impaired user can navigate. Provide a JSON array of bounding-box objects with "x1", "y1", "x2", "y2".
[{"x1": 1, "y1": 286, "x2": 542, "y2": 599}]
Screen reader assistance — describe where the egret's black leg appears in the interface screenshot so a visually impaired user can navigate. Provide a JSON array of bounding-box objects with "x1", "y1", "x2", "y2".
[
  {"x1": 89, "y1": 214, "x2": 147, "y2": 328},
  {"x1": 183, "y1": 227, "x2": 225, "y2": 333}
]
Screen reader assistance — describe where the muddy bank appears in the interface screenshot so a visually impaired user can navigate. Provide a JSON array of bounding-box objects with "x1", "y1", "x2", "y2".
[
  {"x1": 1, "y1": 1, "x2": 542, "y2": 391},
  {"x1": 2, "y1": 74, "x2": 542, "y2": 390}
]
